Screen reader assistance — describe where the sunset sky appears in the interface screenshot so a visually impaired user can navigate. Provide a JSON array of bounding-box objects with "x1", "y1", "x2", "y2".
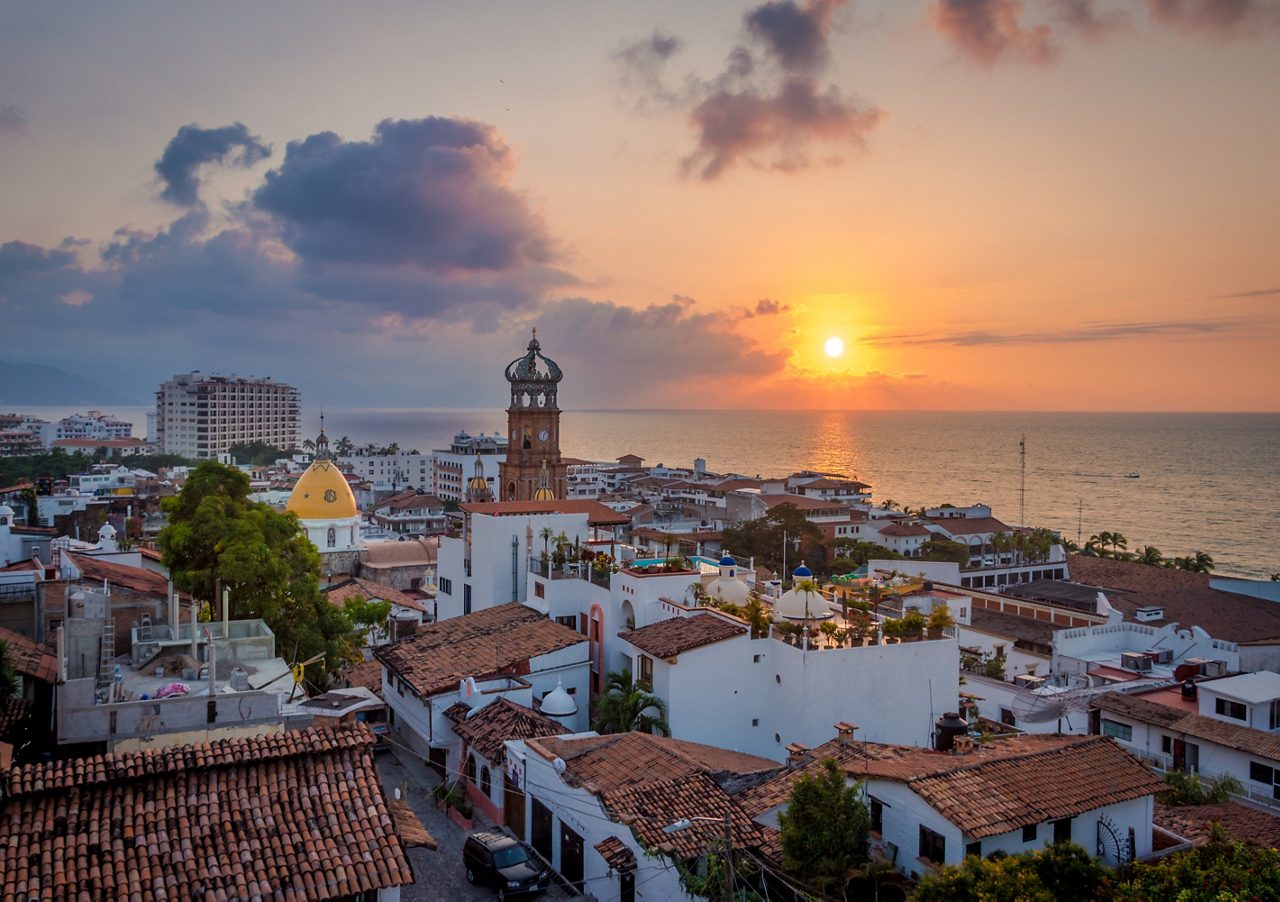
[{"x1": 2, "y1": 0, "x2": 1277, "y2": 410}]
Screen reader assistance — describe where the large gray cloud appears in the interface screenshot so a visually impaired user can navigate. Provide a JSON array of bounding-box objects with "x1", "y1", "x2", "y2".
[
  {"x1": 929, "y1": 0, "x2": 1059, "y2": 65},
  {"x1": 1146, "y1": 0, "x2": 1278, "y2": 36},
  {"x1": 154, "y1": 122, "x2": 271, "y2": 206},
  {"x1": 618, "y1": 0, "x2": 883, "y2": 180}
]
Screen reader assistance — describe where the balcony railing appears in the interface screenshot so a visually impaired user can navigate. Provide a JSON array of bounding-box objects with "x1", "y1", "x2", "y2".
[{"x1": 528, "y1": 558, "x2": 612, "y2": 589}]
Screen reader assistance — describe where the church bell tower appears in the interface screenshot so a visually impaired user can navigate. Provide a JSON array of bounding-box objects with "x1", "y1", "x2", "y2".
[{"x1": 499, "y1": 329, "x2": 569, "y2": 501}]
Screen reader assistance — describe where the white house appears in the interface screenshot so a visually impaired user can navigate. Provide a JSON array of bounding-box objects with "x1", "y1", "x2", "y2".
[
  {"x1": 737, "y1": 730, "x2": 1163, "y2": 881},
  {"x1": 1091, "y1": 673, "x2": 1280, "y2": 808},
  {"x1": 507, "y1": 730, "x2": 780, "y2": 900},
  {"x1": 376, "y1": 602, "x2": 590, "y2": 778}
]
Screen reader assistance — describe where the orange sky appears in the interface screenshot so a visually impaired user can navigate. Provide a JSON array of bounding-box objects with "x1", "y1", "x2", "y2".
[{"x1": 1, "y1": 1, "x2": 1277, "y2": 409}]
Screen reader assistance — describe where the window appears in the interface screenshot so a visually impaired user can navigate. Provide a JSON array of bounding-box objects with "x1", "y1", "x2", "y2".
[
  {"x1": 753, "y1": 654, "x2": 762, "y2": 663},
  {"x1": 1001, "y1": 708, "x2": 1016, "y2": 727},
  {"x1": 1216, "y1": 698, "x2": 1248, "y2": 721},
  {"x1": 480, "y1": 766, "x2": 492, "y2": 797},
  {"x1": 1251, "y1": 762, "x2": 1275, "y2": 785},
  {"x1": 1101, "y1": 719, "x2": 1133, "y2": 741},
  {"x1": 638, "y1": 654, "x2": 653, "y2": 688},
  {"x1": 1022, "y1": 824, "x2": 1037, "y2": 843},
  {"x1": 752, "y1": 718, "x2": 760, "y2": 727},
  {"x1": 556, "y1": 615, "x2": 576, "y2": 629},
  {"x1": 919, "y1": 826, "x2": 946, "y2": 864},
  {"x1": 463, "y1": 584, "x2": 472, "y2": 615},
  {"x1": 870, "y1": 797, "x2": 884, "y2": 834},
  {"x1": 1161, "y1": 735, "x2": 1173, "y2": 754},
  {"x1": 438, "y1": 577, "x2": 452, "y2": 595},
  {"x1": 534, "y1": 581, "x2": 545, "y2": 599},
  {"x1": 965, "y1": 841, "x2": 981, "y2": 859},
  {"x1": 466, "y1": 754, "x2": 477, "y2": 784},
  {"x1": 1272, "y1": 700, "x2": 1280, "y2": 730},
  {"x1": 1053, "y1": 818, "x2": 1073, "y2": 844},
  {"x1": 326, "y1": 526, "x2": 336, "y2": 548}
]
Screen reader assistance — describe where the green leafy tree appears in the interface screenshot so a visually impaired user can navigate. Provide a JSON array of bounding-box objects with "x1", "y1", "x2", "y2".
[
  {"x1": 343, "y1": 595, "x2": 393, "y2": 644},
  {"x1": 721, "y1": 503, "x2": 824, "y2": 576},
  {"x1": 158, "y1": 461, "x2": 357, "y2": 681},
  {"x1": 1136, "y1": 545, "x2": 1164, "y2": 566},
  {"x1": 918, "y1": 538, "x2": 970, "y2": 564},
  {"x1": 914, "y1": 842, "x2": 1106, "y2": 902},
  {"x1": 1159, "y1": 770, "x2": 1242, "y2": 806},
  {"x1": 777, "y1": 758, "x2": 870, "y2": 897},
  {"x1": 1112, "y1": 828, "x2": 1280, "y2": 901},
  {"x1": 228, "y1": 441, "x2": 294, "y2": 466},
  {"x1": 591, "y1": 668, "x2": 670, "y2": 736}
]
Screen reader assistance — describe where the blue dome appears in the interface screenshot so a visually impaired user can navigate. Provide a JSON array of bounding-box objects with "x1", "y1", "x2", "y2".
[
  {"x1": 719, "y1": 555, "x2": 737, "y2": 567},
  {"x1": 793, "y1": 563, "x2": 813, "y2": 578}
]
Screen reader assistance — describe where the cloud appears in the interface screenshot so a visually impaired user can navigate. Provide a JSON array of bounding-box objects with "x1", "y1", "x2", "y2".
[
  {"x1": 254, "y1": 118, "x2": 556, "y2": 274},
  {"x1": 154, "y1": 122, "x2": 271, "y2": 206},
  {"x1": 862, "y1": 317, "x2": 1243, "y2": 347},
  {"x1": 0, "y1": 240, "x2": 76, "y2": 281},
  {"x1": 1051, "y1": 0, "x2": 1131, "y2": 38},
  {"x1": 929, "y1": 0, "x2": 1059, "y2": 65},
  {"x1": 613, "y1": 29, "x2": 685, "y2": 108},
  {"x1": 58, "y1": 289, "x2": 93, "y2": 307},
  {"x1": 1217, "y1": 286, "x2": 1280, "y2": 299},
  {"x1": 740, "y1": 297, "x2": 791, "y2": 317},
  {"x1": 1146, "y1": 0, "x2": 1278, "y2": 37},
  {"x1": 0, "y1": 103, "x2": 27, "y2": 135},
  {"x1": 619, "y1": 0, "x2": 883, "y2": 180}
]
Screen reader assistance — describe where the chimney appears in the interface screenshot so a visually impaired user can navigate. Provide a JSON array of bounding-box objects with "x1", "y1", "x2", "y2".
[
  {"x1": 834, "y1": 722, "x2": 859, "y2": 747},
  {"x1": 785, "y1": 742, "x2": 811, "y2": 765}
]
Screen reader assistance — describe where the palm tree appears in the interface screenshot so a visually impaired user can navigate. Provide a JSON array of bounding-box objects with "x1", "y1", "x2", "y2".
[
  {"x1": 1137, "y1": 545, "x2": 1164, "y2": 566},
  {"x1": 302, "y1": 438, "x2": 315, "y2": 453},
  {"x1": 538, "y1": 526, "x2": 554, "y2": 562},
  {"x1": 1109, "y1": 532, "x2": 1129, "y2": 559},
  {"x1": 591, "y1": 668, "x2": 670, "y2": 736},
  {"x1": 1094, "y1": 531, "x2": 1114, "y2": 559},
  {"x1": 743, "y1": 597, "x2": 770, "y2": 638},
  {"x1": 1084, "y1": 534, "x2": 1104, "y2": 557},
  {"x1": 1192, "y1": 550, "x2": 1215, "y2": 573}
]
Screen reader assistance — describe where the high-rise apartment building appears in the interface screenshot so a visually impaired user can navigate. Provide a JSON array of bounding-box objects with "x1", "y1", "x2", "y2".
[{"x1": 155, "y1": 372, "x2": 301, "y2": 459}]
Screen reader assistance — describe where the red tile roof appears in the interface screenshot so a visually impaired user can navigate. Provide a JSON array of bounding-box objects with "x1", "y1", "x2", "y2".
[
  {"x1": 340, "y1": 657, "x2": 385, "y2": 698},
  {"x1": 325, "y1": 576, "x2": 418, "y2": 610},
  {"x1": 448, "y1": 698, "x2": 568, "y2": 764},
  {"x1": 66, "y1": 552, "x2": 169, "y2": 597},
  {"x1": 1155, "y1": 802, "x2": 1280, "y2": 849},
  {"x1": 0, "y1": 725, "x2": 414, "y2": 899},
  {"x1": 878, "y1": 523, "x2": 933, "y2": 538},
  {"x1": 526, "y1": 731, "x2": 779, "y2": 795},
  {"x1": 0, "y1": 698, "x2": 30, "y2": 740},
  {"x1": 602, "y1": 772, "x2": 771, "y2": 861},
  {"x1": 1067, "y1": 554, "x2": 1280, "y2": 643},
  {"x1": 593, "y1": 836, "x2": 637, "y2": 872},
  {"x1": 758, "y1": 494, "x2": 845, "y2": 511},
  {"x1": 460, "y1": 499, "x2": 631, "y2": 526},
  {"x1": 1093, "y1": 690, "x2": 1280, "y2": 761},
  {"x1": 926, "y1": 516, "x2": 1011, "y2": 535},
  {"x1": 0, "y1": 626, "x2": 56, "y2": 684},
  {"x1": 619, "y1": 614, "x2": 747, "y2": 659},
  {"x1": 376, "y1": 603, "x2": 586, "y2": 698}
]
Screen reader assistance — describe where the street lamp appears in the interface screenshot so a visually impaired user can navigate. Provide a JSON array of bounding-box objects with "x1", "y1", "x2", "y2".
[{"x1": 664, "y1": 814, "x2": 735, "y2": 900}]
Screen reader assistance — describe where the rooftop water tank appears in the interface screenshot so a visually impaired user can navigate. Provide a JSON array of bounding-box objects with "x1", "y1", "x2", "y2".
[{"x1": 935, "y1": 712, "x2": 968, "y2": 752}]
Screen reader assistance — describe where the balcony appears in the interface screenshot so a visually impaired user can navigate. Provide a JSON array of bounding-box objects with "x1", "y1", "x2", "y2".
[{"x1": 528, "y1": 557, "x2": 612, "y2": 589}]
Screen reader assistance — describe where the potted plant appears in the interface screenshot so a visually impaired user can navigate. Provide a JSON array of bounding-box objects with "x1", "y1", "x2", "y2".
[
  {"x1": 927, "y1": 604, "x2": 954, "y2": 639},
  {"x1": 901, "y1": 610, "x2": 927, "y2": 641}
]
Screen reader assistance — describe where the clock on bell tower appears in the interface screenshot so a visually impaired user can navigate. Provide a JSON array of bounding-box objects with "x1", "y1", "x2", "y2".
[{"x1": 498, "y1": 329, "x2": 570, "y2": 501}]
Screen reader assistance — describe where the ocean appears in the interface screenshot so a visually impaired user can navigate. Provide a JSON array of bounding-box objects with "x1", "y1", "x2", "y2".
[{"x1": 13, "y1": 406, "x2": 1279, "y2": 579}]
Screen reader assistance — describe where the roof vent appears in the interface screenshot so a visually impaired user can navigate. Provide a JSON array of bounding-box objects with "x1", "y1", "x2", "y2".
[
  {"x1": 1121, "y1": 652, "x2": 1153, "y2": 672},
  {"x1": 228, "y1": 668, "x2": 250, "y2": 692},
  {"x1": 1134, "y1": 606, "x2": 1164, "y2": 622}
]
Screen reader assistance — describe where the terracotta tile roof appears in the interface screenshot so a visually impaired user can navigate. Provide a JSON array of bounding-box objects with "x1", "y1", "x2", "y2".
[
  {"x1": 0, "y1": 698, "x2": 31, "y2": 740},
  {"x1": 758, "y1": 494, "x2": 845, "y2": 511},
  {"x1": 878, "y1": 523, "x2": 933, "y2": 538},
  {"x1": 926, "y1": 516, "x2": 1011, "y2": 535},
  {"x1": 376, "y1": 603, "x2": 586, "y2": 697},
  {"x1": 460, "y1": 499, "x2": 631, "y2": 526},
  {"x1": 742, "y1": 734, "x2": 1161, "y2": 841},
  {"x1": 0, "y1": 725, "x2": 414, "y2": 899},
  {"x1": 325, "y1": 576, "x2": 417, "y2": 609},
  {"x1": 1155, "y1": 802, "x2": 1280, "y2": 849},
  {"x1": 907, "y1": 736, "x2": 1164, "y2": 839},
  {"x1": 66, "y1": 551, "x2": 169, "y2": 597},
  {"x1": 0, "y1": 626, "x2": 57, "y2": 683},
  {"x1": 1067, "y1": 554, "x2": 1280, "y2": 643},
  {"x1": 449, "y1": 698, "x2": 567, "y2": 764},
  {"x1": 593, "y1": 835, "x2": 637, "y2": 871},
  {"x1": 375, "y1": 492, "x2": 445, "y2": 512},
  {"x1": 602, "y1": 772, "x2": 770, "y2": 861},
  {"x1": 0, "y1": 559, "x2": 39, "y2": 572},
  {"x1": 362, "y1": 537, "x2": 437, "y2": 567},
  {"x1": 619, "y1": 614, "x2": 747, "y2": 659},
  {"x1": 388, "y1": 796, "x2": 438, "y2": 850},
  {"x1": 1092, "y1": 690, "x2": 1280, "y2": 760},
  {"x1": 341, "y1": 657, "x2": 385, "y2": 698},
  {"x1": 796, "y1": 477, "x2": 870, "y2": 491},
  {"x1": 526, "y1": 731, "x2": 779, "y2": 795}
]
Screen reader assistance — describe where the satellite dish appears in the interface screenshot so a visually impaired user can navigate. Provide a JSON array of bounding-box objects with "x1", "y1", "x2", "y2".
[
  {"x1": 553, "y1": 757, "x2": 567, "y2": 775},
  {"x1": 1010, "y1": 678, "x2": 1094, "y2": 729}
]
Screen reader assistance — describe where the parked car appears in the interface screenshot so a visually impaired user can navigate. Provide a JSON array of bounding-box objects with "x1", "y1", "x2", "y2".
[{"x1": 462, "y1": 830, "x2": 551, "y2": 899}]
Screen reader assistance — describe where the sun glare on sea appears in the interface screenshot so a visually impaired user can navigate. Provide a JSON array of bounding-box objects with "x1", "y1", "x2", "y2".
[{"x1": 825, "y1": 336, "x2": 844, "y2": 358}]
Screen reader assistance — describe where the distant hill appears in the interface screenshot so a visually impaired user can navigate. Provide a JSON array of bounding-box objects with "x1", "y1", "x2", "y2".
[{"x1": 0, "y1": 359, "x2": 131, "y2": 405}]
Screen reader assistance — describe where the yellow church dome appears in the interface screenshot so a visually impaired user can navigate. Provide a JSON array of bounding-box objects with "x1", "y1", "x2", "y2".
[{"x1": 287, "y1": 459, "x2": 358, "y2": 520}]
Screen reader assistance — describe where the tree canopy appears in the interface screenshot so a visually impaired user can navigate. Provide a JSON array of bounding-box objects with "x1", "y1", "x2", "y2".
[
  {"x1": 777, "y1": 758, "x2": 870, "y2": 897},
  {"x1": 913, "y1": 842, "x2": 1107, "y2": 902},
  {"x1": 227, "y1": 441, "x2": 296, "y2": 466},
  {"x1": 158, "y1": 461, "x2": 358, "y2": 681},
  {"x1": 721, "y1": 503, "x2": 824, "y2": 576},
  {"x1": 591, "y1": 668, "x2": 670, "y2": 736}
]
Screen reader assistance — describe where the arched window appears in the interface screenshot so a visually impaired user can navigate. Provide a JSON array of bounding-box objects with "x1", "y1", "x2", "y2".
[
  {"x1": 466, "y1": 754, "x2": 477, "y2": 784},
  {"x1": 480, "y1": 766, "x2": 492, "y2": 797},
  {"x1": 326, "y1": 526, "x2": 336, "y2": 548}
]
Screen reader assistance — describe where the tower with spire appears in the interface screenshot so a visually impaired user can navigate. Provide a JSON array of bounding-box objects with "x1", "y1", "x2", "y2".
[{"x1": 498, "y1": 329, "x2": 568, "y2": 501}]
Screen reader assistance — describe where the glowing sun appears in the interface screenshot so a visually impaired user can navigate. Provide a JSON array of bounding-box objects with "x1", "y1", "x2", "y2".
[{"x1": 824, "y1": 336, "x2": 845, "y2": 358}]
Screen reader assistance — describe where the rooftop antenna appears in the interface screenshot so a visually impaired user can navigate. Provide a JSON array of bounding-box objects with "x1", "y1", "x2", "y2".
[
  {"x1": 1019, "y1": 434, "x2": 1026, "y2": 526},
  {"x1": 1077, "y1": 498, "x2": 1084, "y2": 547}
]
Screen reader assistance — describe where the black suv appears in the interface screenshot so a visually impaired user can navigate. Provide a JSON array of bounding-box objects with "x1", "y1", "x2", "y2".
[{"x1": 462, "y1": 830, "x2": 551, "y2": 899}]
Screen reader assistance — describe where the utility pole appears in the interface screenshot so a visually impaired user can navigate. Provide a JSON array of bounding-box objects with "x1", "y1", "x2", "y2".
[
  {"x1": 723, "y1": 812, "x2": 735, "y2": 901},
  {"x1": 1077, "y1": 498, "x2": 1084, "y2": 547},
  {"x1": 1019, "y1": 434, "x2": 1026, "y2": 526},
  {"x1": 781, "y1": 529, "x2": 788, "y2": 587}
]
